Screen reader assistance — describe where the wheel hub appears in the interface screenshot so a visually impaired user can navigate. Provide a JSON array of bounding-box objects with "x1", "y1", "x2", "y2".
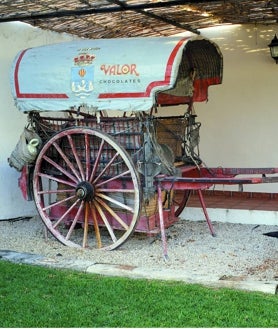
[{"x1": 75, "y1": 181, "x2": 95, "y2": 201}]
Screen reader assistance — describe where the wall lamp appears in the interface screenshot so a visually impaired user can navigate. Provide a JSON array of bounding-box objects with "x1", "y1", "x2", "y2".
[{"x1": 268, "y1": 34, "x2": 278, "y2": 63}]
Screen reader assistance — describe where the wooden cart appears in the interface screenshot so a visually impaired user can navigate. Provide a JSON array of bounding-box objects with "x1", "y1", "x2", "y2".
[{"x1": 9, "y1": 36, "x2": 278, "y2": 257}]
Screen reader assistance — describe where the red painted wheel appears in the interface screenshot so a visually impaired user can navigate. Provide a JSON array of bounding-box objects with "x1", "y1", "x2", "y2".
[
  {"x1": 173, "y1": 190, "x2": 191, "y2": 217},
  {"x1": 33, "y1": 127, "x2": 142, "y2": 250}
]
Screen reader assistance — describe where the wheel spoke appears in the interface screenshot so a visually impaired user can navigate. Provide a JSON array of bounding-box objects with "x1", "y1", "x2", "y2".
[
  {"x1": 94, "y1": 201, "x2": 117, "y2": 243},
  {"x1": 42, "y1": 154, "x2": 78, "y2": 184},
  {"x1": 42, "y1": 194, "x2": 76, "y2": 211},
  {"x1": 93, "y1": 151, "x2": 119, "y2": 184},
  {"x1": 67, "y1": 135, "x2": 85, "y2": 181},
  {"x1": 37, "y1": 188, "x2": 75, "y2": 195},
  {"x1": 89, "y1": 139, "x2": 104, "y2": 183},
  {"x1": 65, "y1": 200, "x2": 84, "y2": 240},
  {"x1": 96, "y1": 192, "x2": 134, "y2": 213},
  {"x1": 95, "y1": 170, "x2": 131, "y2": 187},
  {"x1": 90, "y1": 202, "x2": 102, "y2": 248},
  {"x1": 53, "y1": 199, "x2": 81, "y2": 229},
  {"x1": 96, "y1": 197, "x2": 129, "y2": 230},
  {"x1": 85, "y1": 133, "x2": 90, "y2": 181},
  {"x1": 38, "y1": 172, "x2": 76, "y2": 188},
  {"x1": 52, "y1": 141, "x2": 82, "y2": 182},
  {"x1": 98, "y1": 188, "x2": 135, "y2": 193},
  {"x1": 83, "y1": 202, "x2": 89, "y2": 248}
]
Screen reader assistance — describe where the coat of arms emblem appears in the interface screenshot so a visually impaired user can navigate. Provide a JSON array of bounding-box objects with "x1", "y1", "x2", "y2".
[{"x1": 71, "y1": 53, "x2": 95, "y2": 98}]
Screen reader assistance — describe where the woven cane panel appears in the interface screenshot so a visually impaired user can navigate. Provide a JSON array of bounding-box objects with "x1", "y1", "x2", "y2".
[{"x1": 155, "y1": 116, "x2": 186, "y2": 160}]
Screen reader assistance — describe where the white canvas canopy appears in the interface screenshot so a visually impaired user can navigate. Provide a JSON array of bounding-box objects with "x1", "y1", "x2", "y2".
[{"x1": 10, "y1": 36, "x2": 222, "y2": 113}]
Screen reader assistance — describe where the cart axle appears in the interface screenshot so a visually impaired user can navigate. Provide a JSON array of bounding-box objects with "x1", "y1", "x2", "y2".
[{"x1": 76, "y1": 181, "x2": 95, "y2": 201}]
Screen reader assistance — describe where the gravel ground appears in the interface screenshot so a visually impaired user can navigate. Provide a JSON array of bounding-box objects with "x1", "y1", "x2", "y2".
[{"x1": 0, "y1": 215, "x2": 277, "y2": 282}]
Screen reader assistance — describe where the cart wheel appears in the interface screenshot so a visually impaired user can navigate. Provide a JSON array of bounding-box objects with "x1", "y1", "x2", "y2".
[
  {"x1": 33, "y1": 127, "x2": 142, "y2": 250},
  {"x1": 173, "y1": 190, "x2": 191, "y2": 217}
]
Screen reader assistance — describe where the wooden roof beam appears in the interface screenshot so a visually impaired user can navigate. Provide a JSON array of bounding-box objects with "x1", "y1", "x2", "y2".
[
  {"x1": 0, "y1": 0, "x2": 218, "y2": 23},
  {"x1": 106, "y1": 0, "x2": 200, "y2": 34}
]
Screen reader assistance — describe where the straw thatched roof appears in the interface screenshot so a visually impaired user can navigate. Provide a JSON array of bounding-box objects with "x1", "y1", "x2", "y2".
[{"x1": 0, "y1": 1, "x2": 277, "y2": 38}]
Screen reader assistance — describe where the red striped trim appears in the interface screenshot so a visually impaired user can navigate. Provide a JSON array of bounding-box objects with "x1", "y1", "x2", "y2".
[
  {"x1": 14, "y1": 49, "x2": 68, "y2": 99},
  {"x1": 96, "y1": 37, "x2": 188, "y2": 99}
]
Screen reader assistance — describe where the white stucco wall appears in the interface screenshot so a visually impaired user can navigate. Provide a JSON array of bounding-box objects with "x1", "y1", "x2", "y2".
[
  {"x1": 182, "y1": 24, "x2": 278, "y2": 193},
  {"x1": 0, "y1": 22, "x2": 278, "y2": 219},
  {"x1": 0, "y1": 22, "x2": 80, "y2": 219}
]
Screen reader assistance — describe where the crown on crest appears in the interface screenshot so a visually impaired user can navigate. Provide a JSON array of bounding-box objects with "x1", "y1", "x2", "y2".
[{"x1": 74, "y1": 53, "x2": 95, "y2": 66}]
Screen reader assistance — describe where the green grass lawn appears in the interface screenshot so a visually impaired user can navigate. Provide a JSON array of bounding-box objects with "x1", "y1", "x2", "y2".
[{"x1": 0, "y1": 260, "x2": 277, "y2": 328}]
